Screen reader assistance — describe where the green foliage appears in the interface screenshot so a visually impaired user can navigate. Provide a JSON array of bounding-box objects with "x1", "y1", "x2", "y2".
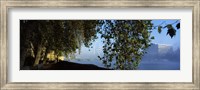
[
  {"x1": 158, "y1": 26, "x2": 162, "y2": 33},
  {"x1": 151, "y1": 36, "x2": 155, "y2": 39},
  {"x1": 20, "y1": 20, "x2": 98, "y2": 66},
  {"x1": 97, "y1": 20, "x2": 153, "y2": 70},
  {"x1": 20, "y1": 20, "x2": 180, "y2": 69}
]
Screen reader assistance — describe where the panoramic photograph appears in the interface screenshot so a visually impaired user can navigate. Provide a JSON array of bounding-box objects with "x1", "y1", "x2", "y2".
[{"x1": 20, "y1": 20, "x2": 180, "y2": 70}]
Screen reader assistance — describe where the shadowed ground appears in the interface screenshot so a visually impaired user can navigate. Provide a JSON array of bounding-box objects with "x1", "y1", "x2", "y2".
[{"x1": 24, "y1": 61, "x2": 110, "y2": 70}]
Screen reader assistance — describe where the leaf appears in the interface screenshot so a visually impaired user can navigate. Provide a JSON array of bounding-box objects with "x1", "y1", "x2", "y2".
[
  {"x1": 101, "y1": 34, "x2": 104, "y2": 38},
  {"x1": 112, "y1": 49, "x2": 115, "y2": 51},
  {"x1": 116, "y1": 56, "x2": 118, "y2": 60},
  {"x1": 176, "y1": 23, "x2": 180, "y2": 29},
  {"x1": 99, "y1": 31, "x2": 102, "y2": 34},
  {"x1": 150, "y1": 36, "x2": 155, "y2": 39},
  {"x1": 164, "y1": 24, "x2": 172, "y2": 29},
  {"x1": 97, "y1": 56, "x2": 101, "y2": 59},
  {"x1": 167, "y1": 28, "x2": 176, "y2": 38},
  {"x1": 103, "y1": 50, "x2": 108, "y2": 54},
  {"x1": 158, "y1": 26, "x2": 162, "y2": 33},
  {"x1": 103, "y1": 60, "x2": 107, "y2": 64},
  {"x1": 124, "y1": 23, "x2": 129, "y2": 28}
]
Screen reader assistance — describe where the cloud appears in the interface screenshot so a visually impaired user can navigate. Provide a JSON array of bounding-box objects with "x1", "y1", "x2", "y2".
[{"x1": 138, "y1": 43, "x2": 180, "y2": 70}]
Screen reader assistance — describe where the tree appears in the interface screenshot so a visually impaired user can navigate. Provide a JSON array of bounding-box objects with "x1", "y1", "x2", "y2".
[
  {"x1": 20, "y1": 20, "x2": 180, "y2": 70},
  {"x1": 97, "y1": 20, "x2": 154, "y2": 69},
  {"x1": 20, "y1": 20, "x2": 98, "y2": 67},
  {"x1": 97, "y1": 20, "x2": 180, "y2": 70}
]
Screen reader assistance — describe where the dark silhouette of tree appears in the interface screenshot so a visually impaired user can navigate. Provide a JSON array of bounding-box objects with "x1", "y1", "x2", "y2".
[{"x1": 20, "y1": 20, "x2": 98, "y2": 67}]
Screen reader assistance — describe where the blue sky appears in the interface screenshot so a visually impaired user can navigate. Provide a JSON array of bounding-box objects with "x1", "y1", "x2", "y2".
[
  {"x1": 92, "y1": 20, "x2": 180, "y2": 50},
  {"x1": 150, "y1": 20, "x2": 180, "y2": 50},
  {"x1": 68, "y1": 20, "x2": 180, "y2": 70}
]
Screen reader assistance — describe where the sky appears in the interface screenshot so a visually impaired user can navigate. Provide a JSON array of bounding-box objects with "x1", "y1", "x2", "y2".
[
  {"x1": 150, "y1": 20, "x2": 180, "y2": 50},
  {"x1": 68, "y1": 20, "x2": 180, "y2": 70}
]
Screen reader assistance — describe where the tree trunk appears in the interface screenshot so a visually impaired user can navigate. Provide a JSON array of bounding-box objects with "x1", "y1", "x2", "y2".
[
  {"x1": 43, "y1": 47, "x2": 49, "y2": 64},
  {"x1": 33, "y1": 44, "x2": 43, "y2": 66},
  {"x1": 42, "y1": 49, "x2": 48, "y2": 64}
]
